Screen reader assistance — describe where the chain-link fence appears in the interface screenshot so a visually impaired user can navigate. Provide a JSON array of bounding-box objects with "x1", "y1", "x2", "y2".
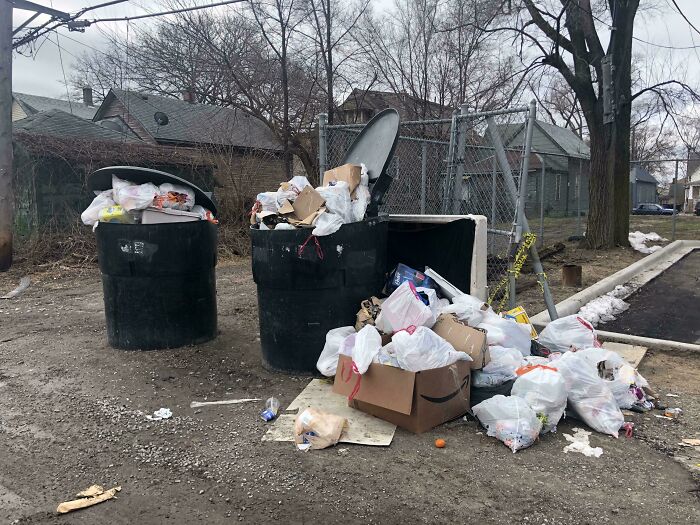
[{"x1": 320, "y1": 106, "x2": 538, "y2": 301}]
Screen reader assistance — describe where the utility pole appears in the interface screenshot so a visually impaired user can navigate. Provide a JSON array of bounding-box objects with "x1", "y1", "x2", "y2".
[
  {"x1": 0, "y1": 0, "x2": 70, "y2": 271},
  {"x1": 0, "y1": 0, "x2": 13, "y2": 271}
]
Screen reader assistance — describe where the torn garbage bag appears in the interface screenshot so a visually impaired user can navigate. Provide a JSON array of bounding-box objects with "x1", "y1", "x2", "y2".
[
  {"x1": 537, "y1": 315, "x2": 600, "y2": 353},
  {"x1": 553, "y1": 351, "x2": 624, "y2": 437},
  {"x1": 392, "y1": 326, "x2": 472, "y2": 372},
  {"x1": 472, "y1": 395, "x2": 542, "y2": 452},
  {"x1": 375, "y1": 281, "x2": 435, "y2": 334},
  {"x1": 511, "y1": 365, "x2": 567, "y2": 433},
  {"x1": 317, "y1": 326, "x2": 356, "y2": 376}
]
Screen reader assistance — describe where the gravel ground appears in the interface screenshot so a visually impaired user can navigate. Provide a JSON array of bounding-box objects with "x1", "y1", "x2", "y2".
[{"x1": 0, "y1": 259, "x2": 699, "y2": 524}]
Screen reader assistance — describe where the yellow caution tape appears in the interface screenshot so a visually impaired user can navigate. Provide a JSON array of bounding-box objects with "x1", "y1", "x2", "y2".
[{"x1": 488, "y1": 232, "x2": 537, "y2": 312}]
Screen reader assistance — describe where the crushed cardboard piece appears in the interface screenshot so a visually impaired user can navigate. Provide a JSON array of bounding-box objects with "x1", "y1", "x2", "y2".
[
  {"x1": 292, "y1": 186, "x2": 325, "y2": 221},
  {"x1": 56, "y1": 486, "x2": 121, "y2": 514},
  {"x1": 681, "y1": 439, "x2": 700, "y2": 446},
  {"x1": 601, "y1": 342, "x2": 647, "y2": 368},
  {"x1": 432, "y1": 313, "x2": 490, "y2": 370},
  {"x1": 278, "y1": 199, "x2": 294, "y2": 215},
  {"x1": 76, "y1": 485, "x2": 105, "y2": 498},
  {"x1": 190, "y1": 398, "x2": 261, "y2": 408},
  {"x1": 262, "y1": 379, "x2": 395, "y2": 446}
]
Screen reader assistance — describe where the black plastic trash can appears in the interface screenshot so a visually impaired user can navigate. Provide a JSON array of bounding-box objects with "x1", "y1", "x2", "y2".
[
  {"x1": 252, "y1": 216, "x2": 388, "y2": 372},
  {"x1": 89, "y1": 166, "x2": 218, "y2": 350}
]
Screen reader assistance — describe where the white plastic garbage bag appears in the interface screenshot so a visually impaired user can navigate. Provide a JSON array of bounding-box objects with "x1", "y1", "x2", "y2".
[
  {"x1": 554, "y1": 351, "x2": 624, "y2": 437},
  {"x1": 374, "y1": 342, "x2": 400, "y2": 367},
  {"x1": 312, "y1": 211, "x2": 344, "y2": 237},
  {"x1": 537, "y1": 315, "x2": 600, "y2": 353},
  {"x1": 375, "y1": 281, "x2": 435, "y2": 334},
  {"x1": 316, "y1": 182, "x2": 353, "y2": 224},
  {"x1": 352, "y1": 184, "x2": 371, "y2": 222},
  {"x1": 472, "y1": 395, "x2": 542, "y2": 452},
  {"x1": 442, "y1": 294, "x2": 487, "y2": 326},
  {"x1": 317, "y1": 326, "x2": 356, "y2": 376},
  {"x1": 415, "y1": 286, "x2": 443, "y2": 325},
  {"x1": 348, "y1": 325, "x2": 382, "y2": 374},
  {"x1": 115, "y1": 182, "x2": 158, "y2": 211},
  {"x1": 81, "y1": 190, "x2": 115, "y2": 226},
  {"x1": 276, "y1": 176, "x2": 310, "y2": 208},
  {"x1": 576, "y1": 347, "x2": 648, "y2": 409},
  {"x1": 477, "y1": 310, "x2": 531, "y2": 356},
  {"x1": 156, "y1": 183, "x2": 195, "y2": 211},
  {"x1": 392, "y1": 326, "x2": 472, "y2": 372},
  {"x1": 511, "y1": 365, "x2": 567, "y2": 433},
  {"x1": 255, "y1": 191, "x2": 278, "y2": 213},
  {"x1": 472, "y1": 346, "x2": 523, "y2": 387}
]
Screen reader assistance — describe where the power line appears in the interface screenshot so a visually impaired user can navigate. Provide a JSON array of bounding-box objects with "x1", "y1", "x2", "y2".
[
  {"x1": 669, "y1": 0, "x2": 700, "y2": 39},
  {"x1": 81, "y1": 0, "x2": 245, "y2": 25}
]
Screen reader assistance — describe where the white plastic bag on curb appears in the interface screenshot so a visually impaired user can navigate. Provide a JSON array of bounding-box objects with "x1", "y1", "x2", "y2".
[
  {"x1": 472, "y1": 395, "x2": 542, "y2": 452},
  {"x1": 317, "y1": 326, "x2": 356, "y2": 376},
  {"x1": 472, "y1": 346, "x2": 523, "y2": 387},
  {"x1": 312, "y1": 211, "x2": 344, "y2": 236},
  {"x1": 81, "y1": 190, "x2": 115, "y2": 226},
  {"x1": 375, "y1": 281, "x2": 435, "y2": 333},
  {"x1": 349, "y1": 325, "x2": 382, "y2": 374},
  {"x1": 477, "y1": 310, "x2": 531, "y2": 356},
  {"x1": 538, "y1": 315, "x2": 600, "y2": 353},
  {"x1": 392, "y1": 326, "x2": 471, "y2": 372},
  {"x1": 316, "y1": 182, "x2": 353, "y2": 223},
  {"x1": 554, "y1": 351, "x2": 624, "y2": 437},
  {"x1": 511, "y1": 365, "x2": 567, "y2": 433}
]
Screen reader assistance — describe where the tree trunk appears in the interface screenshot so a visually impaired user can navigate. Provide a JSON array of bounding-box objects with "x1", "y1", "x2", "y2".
[{"x1": 586, "y1": 129, "x2": 615, "y2": 248}]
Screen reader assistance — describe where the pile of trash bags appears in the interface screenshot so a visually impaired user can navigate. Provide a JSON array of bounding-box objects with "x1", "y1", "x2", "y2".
[
  {"x1": 81, "y1": 175, "x2": 216, "y2": 227},
  {"x1": 318, "y1": 263, "x2": 657, "y2": 453},
  {"x1": 249, "y1": 164, "x2": 371, "y2": 236}
]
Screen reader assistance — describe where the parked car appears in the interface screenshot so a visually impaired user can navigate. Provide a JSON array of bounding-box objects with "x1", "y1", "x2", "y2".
[
  {"x1": 632, "y1": 203, "x2": 674, "y2": 215},
  {"x1": 695, "y1": 201, "x2": 700, "y2": 216}
]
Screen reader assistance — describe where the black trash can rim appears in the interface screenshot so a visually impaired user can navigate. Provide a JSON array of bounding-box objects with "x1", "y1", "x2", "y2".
[{"x1": 88, "y1": 166, "x2": 217, "y2": 215}]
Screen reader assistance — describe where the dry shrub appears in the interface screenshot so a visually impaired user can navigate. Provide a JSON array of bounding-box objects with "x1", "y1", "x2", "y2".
[{"x1": 16, "y1": 219, "x2": 97, "y2": 267}]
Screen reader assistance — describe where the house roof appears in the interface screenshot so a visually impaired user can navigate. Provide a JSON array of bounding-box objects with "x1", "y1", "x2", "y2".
[
  {"x1": 13, "y1": 92, "x2": 97, "y2": 120},
  {"x1": 94, "y1": 88, "x2": 282, "y2": 151},
  {"x1": 339, "y1": 89, "x2": 454, "y2": 121},
  {"x1": 13, "y1": 109, "x2": 140, "y2": 142},
  {"x1": 500, "y1": 120, "x2": 590, "y2": 158},
  {"x1": 631, "y1": 166, "x2": 658, "y2": 184}
]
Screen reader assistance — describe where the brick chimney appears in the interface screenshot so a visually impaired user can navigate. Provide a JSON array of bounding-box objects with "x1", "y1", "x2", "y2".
[
  {"x1": 82, "y1": 86, "x2": 93, "y2": 107},
  {"x1": 181, "y1": 88, "x2": 196, "y2": 104}
]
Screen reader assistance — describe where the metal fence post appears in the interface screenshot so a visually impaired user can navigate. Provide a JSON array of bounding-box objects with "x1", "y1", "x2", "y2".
[
  {"x1": 318, "y1": 113, "x2": 328, "y2": 182},
  {"x1": 443, "y1": 110, "x2": 459, "y2": 214},
  {"x1": 491, "y1": 156, "x2": 497, "y2": 226},
  {"x1": 576, "y1": 157, "x2": 582, "y2": 236},
  {"x1": 421, "y1": 141, "x2": 427, "y2": 214},
  {"x1": 452, "y1": 104, "x2": 469, "y2": 214},
  {"x1": 672, "y1": 159, "x2": 678, "y2": 241}
]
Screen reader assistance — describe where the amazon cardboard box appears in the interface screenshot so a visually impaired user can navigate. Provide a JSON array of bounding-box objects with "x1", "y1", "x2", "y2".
[
  {"x1": 332, "y1": 354, "x2": 471, "y2": 433},
  {"x1": 432, "y1": 313, "x2": 490, "y2": 370}
]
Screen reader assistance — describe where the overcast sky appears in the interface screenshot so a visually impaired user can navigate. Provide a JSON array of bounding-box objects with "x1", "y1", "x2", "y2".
[{"x1": 10, "y1": 0, "x2": 700, "y2": 101}]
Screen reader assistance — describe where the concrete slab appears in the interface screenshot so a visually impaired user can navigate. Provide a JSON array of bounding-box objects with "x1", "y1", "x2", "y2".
[{"x1": 601, "y1": 342, "x2": 647, "y2": 368}]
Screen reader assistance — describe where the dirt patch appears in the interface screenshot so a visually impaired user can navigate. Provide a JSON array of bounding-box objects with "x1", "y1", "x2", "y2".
[
  {"x1": 1, "y1": 259, "x2": 699, "y2": 524},
  {"x1": 600, "y1": 250, "x2": 700, "y2": 343}
]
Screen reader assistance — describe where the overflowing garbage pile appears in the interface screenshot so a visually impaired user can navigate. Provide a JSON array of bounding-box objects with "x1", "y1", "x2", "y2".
[
  {"x1": 249, "y1": 164, "x2": 371, "y2": 236},
  {"x1": 314, "y1": 263, "x2": 660, "y2": 452},
  {"x1": 81, "y1": 175, "x2": 217, "y2": 227}
]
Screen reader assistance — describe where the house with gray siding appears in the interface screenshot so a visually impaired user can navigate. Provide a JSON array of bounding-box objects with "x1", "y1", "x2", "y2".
[{"x1": 629, "y1": 167, "x2": 658, "y2": 208}]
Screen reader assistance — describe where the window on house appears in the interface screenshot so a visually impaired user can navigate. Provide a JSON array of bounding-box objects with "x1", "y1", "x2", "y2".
[{"x1": 555, "y1": 174, "x2": 562, "y2": 201}]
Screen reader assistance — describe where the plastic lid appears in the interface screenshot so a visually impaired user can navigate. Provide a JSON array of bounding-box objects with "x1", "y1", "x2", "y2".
[{"x1": 88, "y1": 166, "x2": 217, "y2": 215}]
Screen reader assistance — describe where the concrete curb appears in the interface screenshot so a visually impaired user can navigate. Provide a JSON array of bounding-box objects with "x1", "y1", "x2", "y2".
[{"x1": 596, "y1": 330, "x2": 700, "y2": 354}]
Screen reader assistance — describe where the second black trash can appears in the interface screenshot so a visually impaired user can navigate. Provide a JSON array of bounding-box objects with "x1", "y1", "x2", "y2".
[{"x1": 252, "y1": 216, "x2": 388, "y2": 373}]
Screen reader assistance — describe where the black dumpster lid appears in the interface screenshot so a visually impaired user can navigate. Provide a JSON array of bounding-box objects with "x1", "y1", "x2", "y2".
[
  {"x1": 342, "y1": 109, "x2": 400, "y2": 182},
  {"x1": 88, "y1": 166, "x2": 217, "y2": 215}
]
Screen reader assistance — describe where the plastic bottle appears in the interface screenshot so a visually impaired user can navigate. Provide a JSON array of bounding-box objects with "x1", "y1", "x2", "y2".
[{"x1": 260, "y1": 397, "x2": 280, "y2": 422}]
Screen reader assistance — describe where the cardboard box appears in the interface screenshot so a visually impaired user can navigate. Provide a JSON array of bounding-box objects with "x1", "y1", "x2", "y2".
[
  {"x1": 503, "y1": 306, "x2": 538, "y2": 339},
  {"x1": 323, "y1": 164, "x2": 362, "y2": 195},
  {"x1": 432, "y1": 313, "x2": 490, "y2": 370},
  {"x1": 333, "y1": 354, "x2": 471, "y2": 433},
  {"x1": 292, "y1": 186, "x2": 325, "y2": 222}
]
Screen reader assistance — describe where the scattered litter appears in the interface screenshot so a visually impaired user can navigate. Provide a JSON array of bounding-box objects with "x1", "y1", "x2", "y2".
[
  {"x1": 337, "y1": 448, "x2": 349, "y2": 456},
  {"x1": 628, "y1": 231, "x2": 667, "y2": 254},
  {"x1": 663, "y1": 408, "x2": 682, "y2": 419},
  {"x1": 578, "y1": 285, "x2": 631, "y2": 327},
  {"x1": 655, "y1": 415, "x2": 673, "y2": 420},
  {"x1": 622, "y1": 422, "x2": 634, "y2": 438},
  {"x1": 666, "y1": 393, "x2": 680, "y2": 398},
  {"x1": 146, "y1": 408, "x2": 172, "y2": 421},
  {"x1": 1, "y1": 276, "x2": 30, "y2": 300},
  {"x1": 189, "y1": 398, "x2": 261, "y2": 408},
  {"x1": 680, "y1": 439, "x2": 700, "y2": 446},
  {"x1": 260, "y1": 397, "x2": 281, "y2": 422},
  {"x1": 434, "y1": 438, "x2": 446, "y2": 448},
  {"x1": 294, "y1": 407, "x2": 347, "y2": 451},
  {"x1": 56, "y1": 485, "x2": 121, "y2": 514},
  {"x1": 563, "y1": 428, "x2": 603, "y2": 458}
]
